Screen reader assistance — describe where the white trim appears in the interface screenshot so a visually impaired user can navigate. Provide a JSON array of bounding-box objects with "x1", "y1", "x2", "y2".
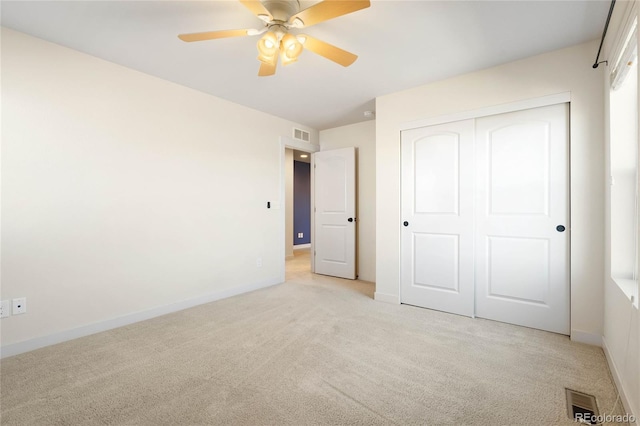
[
  {"x1": 294, "y1": 243, "x2": 311, "y2": 249},
  {"x1": 612, "y1": 277, "x2": 640, "y2": 308},
  {"x1": 570, "y1": 329, "x2": 603, "y2": 346},
  {"x1": 398, "y1": 175, "x2": 403, "y2": 306},
  {"x1": 0, "y1": 278, "x2": 282, "y2": 359},
  {"x1": 374, "y1": 291, "x2": 400, "y2": 304},
  {"x1": 399, "y1": 92, "x2": 571, "y2": 131},
  {"x1": 602, "y1": 336, "x2": 639, "y2": 424},
  {"x1": 310, "y1": 154, "x2": 316, "y2": 273},
  {"x1": 280, "y1": 135, "x2": 320, "y2": 152},
  {"x1": 280, "y1": 136, "x2": 319, "y2": 281}
]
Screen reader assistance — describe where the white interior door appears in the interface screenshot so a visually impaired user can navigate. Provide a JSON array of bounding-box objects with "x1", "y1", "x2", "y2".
[
  {"x1": 400, "y1": 120, "x2": 475, "y2": 317},
  {"x1": 475, "y1": 103, "x2": 569, "y2": 334},
  {"x1": 313, "y1": 147, "x2": 356, "y2": 279}
]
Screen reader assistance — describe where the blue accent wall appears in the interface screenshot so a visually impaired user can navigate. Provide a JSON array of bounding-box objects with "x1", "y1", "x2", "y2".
[{"x1": 293, "y1": 161, "x2": 311, "y2": 245}]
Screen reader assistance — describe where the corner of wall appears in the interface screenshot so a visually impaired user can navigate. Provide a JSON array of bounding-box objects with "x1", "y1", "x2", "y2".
[
  {"x1": 570, "y1": 329, "x2": 603, "y2": 347},
  {"x1": 374, "y1": 292, "x2": 400, "y2": 304}
]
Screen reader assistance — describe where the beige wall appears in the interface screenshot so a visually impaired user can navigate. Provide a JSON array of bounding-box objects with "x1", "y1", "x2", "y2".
[
  {"x1": 1, "y1": 28, "x2": 318, "y2": 352},
  {"x1": 320, "y1": 121, "x2": 376, "y2": 282},
  {"x1": 375, "y1": 40, "x2": 605, "y2": 342}
]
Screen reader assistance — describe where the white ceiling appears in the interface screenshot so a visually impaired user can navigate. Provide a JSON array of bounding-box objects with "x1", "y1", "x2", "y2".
[{"x1": 1, "y1": 0, "x2": 609, "y2": 130}]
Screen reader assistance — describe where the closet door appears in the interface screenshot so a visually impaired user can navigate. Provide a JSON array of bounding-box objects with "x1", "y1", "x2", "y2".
[
  {"x1": 400, "y1": 120, "x2": 475, "y2": 317},
  {"x1": 474, "y1": 103, "x2": 569, "y2": 334}
]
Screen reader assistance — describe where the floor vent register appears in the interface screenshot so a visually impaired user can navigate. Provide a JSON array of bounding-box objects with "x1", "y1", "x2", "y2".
[{"x1": 566, "y1": 388, "x2": 599, "y2": 424}]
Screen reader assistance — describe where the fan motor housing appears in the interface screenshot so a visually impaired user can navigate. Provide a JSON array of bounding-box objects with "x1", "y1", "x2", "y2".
[{"x1": 262, "y1": 0, "x2": 300, "y2": 22}]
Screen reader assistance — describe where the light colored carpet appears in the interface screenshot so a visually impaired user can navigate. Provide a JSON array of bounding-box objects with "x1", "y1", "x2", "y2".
[{"x1": 0, "y1": 249, "x2": 626, "y2": 425}]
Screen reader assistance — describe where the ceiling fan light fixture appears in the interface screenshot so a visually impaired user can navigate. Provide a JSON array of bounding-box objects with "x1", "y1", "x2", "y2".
[
  {"x1": 282, "y1": 34, "x2": 302, "y2": 52},
  {"x1": 257, "y1": 31, "x2": 279, "y2": 63},
  {"x1": 178, "y1": 0, "x2": 370, "y2": 77},
  {"x1": 280, "y1": 50, "x2": 298, "y2": 66},
  {"x1": 280, "y1": 33, "x2": 303, "y2": 64},
  {"x1": 259, "y1": 51, "x2": 278, "y2": 66}
]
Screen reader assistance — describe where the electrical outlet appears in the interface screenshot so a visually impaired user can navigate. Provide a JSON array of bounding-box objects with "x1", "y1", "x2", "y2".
[
  {"x1": 0, "y1": 300, "x2": 11, "y2": 319},
  {"x1": 12, "y1": 297, "x2": 26, "y2": 315},
  {"x1": 298, "y1": 232, "x2": 304, "y2": 238},
  {"x1": 256, "y1": 257, "x2": 262, "y2": 267}
]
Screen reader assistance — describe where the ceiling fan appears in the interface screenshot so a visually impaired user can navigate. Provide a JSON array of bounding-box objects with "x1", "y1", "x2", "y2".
[{"x1": 178, "y1": 0, "x2": 370, "y2": 76}]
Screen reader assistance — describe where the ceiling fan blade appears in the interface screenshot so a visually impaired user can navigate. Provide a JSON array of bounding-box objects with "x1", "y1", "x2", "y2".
[
  {"x1": 300, "y1": 35, "x2": 358, "y2": 67},
  {"x1": 239, "y1": 0, "x2": 273, "y2": 21},
  {"x1": 289, "y1": 0, "x2": 370, "y2": 28},
  {"x1": 258, "y1": 61, "x2": 277, "y2": 77},
  {"x1": 178, "y1": 29, "x2": 250, "y2": 42}
]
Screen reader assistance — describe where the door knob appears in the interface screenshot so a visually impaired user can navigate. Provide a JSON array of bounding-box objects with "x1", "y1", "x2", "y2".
[
  {"x1": 348, "y1": 218, "x2": 354, "y2": 222},
  {"x1": 403, "y1": 221, "x2": 409, "y2": 227},
  {"x1": 556, "y1": 225, "x2": 566, "y2": 232}
]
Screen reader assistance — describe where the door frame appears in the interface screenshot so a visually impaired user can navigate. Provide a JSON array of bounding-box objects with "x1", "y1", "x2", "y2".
[
  {"x1": 399, "y1": 92, "x2": 572, "y2": 321},
  {"x1": 279, "y1": 136, "x2": 320, "y2": 283}
]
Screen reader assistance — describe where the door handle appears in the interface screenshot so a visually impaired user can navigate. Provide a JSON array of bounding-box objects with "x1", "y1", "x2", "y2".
[
  {"x1": 403, "y1": 221, "x2": 409, "y2": 227},
  {"x1": 556, "y1": 225, "x2": 566, "y2": 232},
  {"x1": 348, "y1": 218, "x2": 355, "y2": 222}
]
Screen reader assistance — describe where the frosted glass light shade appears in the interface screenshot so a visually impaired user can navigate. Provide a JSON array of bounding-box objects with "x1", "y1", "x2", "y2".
[
  {"x1": 280, "y1": 33, "x2": 303, "y2": 66},
  {"x1": 257, "y1": 32, "x2": 279, "y2": 65}
]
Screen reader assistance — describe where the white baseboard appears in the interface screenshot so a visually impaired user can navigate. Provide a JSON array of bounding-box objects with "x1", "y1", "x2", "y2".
[
  {"x1": 293, "y1": 243, "x2": 310, "y2": 250},
  {"x1": 374, "y1": 291, "x2": 400, "y2": 304},
  {"x1": 602, "y1": 336, "x2": 639, "y2": 425},
  {"x1": 570, "y1": 329, "x2": 603, "y2": 346},
  {"x1": 1, "y1": 278, "x2": 282, "y2": 359}
]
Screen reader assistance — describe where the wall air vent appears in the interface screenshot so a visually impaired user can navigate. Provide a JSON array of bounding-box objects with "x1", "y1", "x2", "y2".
[{"x1": 293, "y1": 128, "x2": 310, "y2": 142}]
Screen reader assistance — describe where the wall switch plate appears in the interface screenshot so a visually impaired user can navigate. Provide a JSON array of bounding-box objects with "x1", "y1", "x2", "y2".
[
  {"x1": 298, "y1": 232, "x2": 304, "y2": 238},
  {"x1": 0, "y1": 300, "x2": 11, "y2": 318},
  {"x1": 12, "y1": 297, "x2": 26, "y2": 315}
]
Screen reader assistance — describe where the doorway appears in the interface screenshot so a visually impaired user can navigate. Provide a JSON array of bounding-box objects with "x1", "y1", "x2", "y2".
[
  {"x1": 280, "y1": 137, "x2": 318, "y2": 282},
  {"x1": 286, "y1": 148, "x2": 312, "y2": 278}
]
